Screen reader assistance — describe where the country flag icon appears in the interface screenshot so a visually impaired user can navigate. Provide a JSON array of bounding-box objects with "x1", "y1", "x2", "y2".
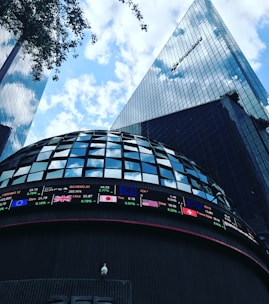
[
  {"x1": 142, "y1": 199, "x2": 159, "y2": 208},
  {"x1": 53, "y1": 195, "x2": 72, "y2": 203},
  {"x1": 10, "y1": 199, "x2": 28, "y2": 208},
  {"x1": 182, "y1": 206, "x2": 197, "y2": 217},
  {"x1": 99, "y1": 195, "x2": 117, "y2": 203}
]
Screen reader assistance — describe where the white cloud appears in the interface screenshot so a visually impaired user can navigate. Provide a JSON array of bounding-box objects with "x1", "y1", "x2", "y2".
[{"x1": 44, "y1": 111, "x2": 81, "y2": 139}]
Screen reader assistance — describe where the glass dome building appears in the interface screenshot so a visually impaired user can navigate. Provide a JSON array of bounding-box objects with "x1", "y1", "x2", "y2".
[
  {"x1": 0, "y1": 130, "x2": 231, "y2": 209},
  {"x1": 0, "y1": 130, "x2": 268, "y2": 304}
]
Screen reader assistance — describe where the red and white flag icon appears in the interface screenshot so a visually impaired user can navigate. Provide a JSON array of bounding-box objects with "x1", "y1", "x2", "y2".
[
  {"x1": 99, "y1": 195, "x2": 117, "y2": 203},
  {"x1": 53, "y1": 195, "x2": 72, "y2": 203},
  {"x1": 182, "y1": 207, "x2": 197, "y2": 217}
]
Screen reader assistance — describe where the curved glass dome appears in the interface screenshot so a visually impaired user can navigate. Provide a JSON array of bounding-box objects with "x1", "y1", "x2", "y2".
[{"x1": 0, "y1": 130, "x2": 231, "y2": 210}]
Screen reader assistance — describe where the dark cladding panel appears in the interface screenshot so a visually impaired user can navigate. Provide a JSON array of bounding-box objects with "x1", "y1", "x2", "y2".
[
  {"x1": 0, "y1": 279, "x2": 131, "y2": 304},
  {"x1": 0, "y1": 222, "x2": 268, "y2": 304}
]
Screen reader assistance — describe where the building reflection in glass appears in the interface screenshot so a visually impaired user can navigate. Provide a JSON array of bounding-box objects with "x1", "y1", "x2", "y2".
[{"x1": 0, "y1": 27, "x2": 48, "y2": 161}]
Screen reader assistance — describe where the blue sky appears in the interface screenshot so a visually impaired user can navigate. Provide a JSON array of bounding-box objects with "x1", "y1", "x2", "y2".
[{"x1": 25, "y1": 0, "x2": 269, "y2": 145}]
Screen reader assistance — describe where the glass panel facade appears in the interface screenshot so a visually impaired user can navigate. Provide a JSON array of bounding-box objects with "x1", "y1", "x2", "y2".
[
  {"x1": 111, "y1": 0, "x2": 269, "y2": 130},
  {"x1": 0, "y1": 130, "x2": 233, "y2": 210}
]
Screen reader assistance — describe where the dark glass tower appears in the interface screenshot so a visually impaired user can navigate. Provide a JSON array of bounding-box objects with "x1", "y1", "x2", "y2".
[
  {"x1": 0, "y1": 27, "x2": 48, "y2": 161},
  {"x1": 111, "y1": 0, "x2": 269, "y2": 239}
]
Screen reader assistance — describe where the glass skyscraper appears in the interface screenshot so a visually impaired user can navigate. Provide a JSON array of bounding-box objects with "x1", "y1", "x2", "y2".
[
  {"x1": 112, "y1": 0, "x2": 269, "y2": 130},
  {"x1": 0, "y1": 27, "x2": 48, "y2": 161},
  {"x1": 111, "y1": 0, "x2": 269, "y2": 239}
]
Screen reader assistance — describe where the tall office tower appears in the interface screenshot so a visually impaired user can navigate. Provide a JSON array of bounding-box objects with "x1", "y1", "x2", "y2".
[
  {"x1": 0, "y1": 130, "x2": 268, "y2": 303},
  {"x1": 111, "y1": 0, "x2": 269, "y2": 239},
  {"x1": 0, "y1": 27, "x2": 48, "y2": 161}
]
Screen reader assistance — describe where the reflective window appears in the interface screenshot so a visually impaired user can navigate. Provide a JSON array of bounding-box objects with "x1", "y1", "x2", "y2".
[
  {"x1": 91, "y1": 143, "x2": 106, "y2": 148},
  {"x1": 124, "y1": 139, "x2": 136, "y2": 145},
  {"x1": 37, "y1": 151, "x2": 53, "y2": 161},
  {"x1": 65, "y1": 168, "x2": 83, "y2": 177},
  {"x1": 190, "y1": 178, "x2": 202, "y2": 189},
  {"x1": 105, "y1": 158, "x2": 122, "y2": 169},
  {"x1": 174, "y1": 171, "x2": 188, "y2": 184},
  {"x1": 139, "y1": 146, "x2": 153, "y2": 154},
  {"x1": 125, "y1": 161, "x2": 140, "y2": 171},
  {"x1": 30, "y1": 162, "x2": 48, "y2": 173},
  {"x1": 73, "y1": 142, "x2": 88, "y2": 148},
  {"x1": 161, "y1": 178, "x2": 176, "y2": 188},
  {"x1": 53, "y1": 149, "x2": 70, "y2": 158},
  {"x1": 177, "y1": 182, "x2": 191, "y2": 193},
  {"x1": 107, "y1": 142, "x2": 121, "y2": 148},
  {"x1": 93, "y1": 136, "x2": 107, "y2": 141},
  {"x1": 87, "y1": 158, "x2": 104, "y2": 168},
  {"x1": 46, "y1": 169, "x2": 64, "y2": 179},
  {"x1": 160, "y1": 167, "x2": 174, "y2": 179},
  {"x1": 56, "y1": 144, "x2": 72, "y2": 150},
  {"x1": 85, "y1": 169, "x2": 103, "y2": 177},
  {"x1": 27, "y1": 171, "x2": 43, "y2": 182},
  {"x1": 0, "y1": 179, "x2": 9, "y2": 188},
  {"x1": 48, "y1": 137, "x2": 62, "y2": 145},
  {"x1": 104, "y1": 168, "x2": 122, "y2": 178},
  {"x1": 186, "y1": 168, "x2": 199, "y2": 178},
  {"x1": 171, "y1": 161, "x2": 184, "y2": 172},
  {"x1": 12, "y1": 175, "x2": 27, "y2": 185},
  {"x1": 136, "y1": 139, "x2": 150, "y2": 147},
  {"x1": 142, "y1": 162, "x2": 157, "y2": 174},
  {"x1": 70, "y1": 148, "x2": 87, "y2": 157},
  {"x1": 155, "y1": 151, "x2": 167, "y2": 159},
  {"x1": 197, "y1": 172, "x2": 208, "y2": 183},
  {"x1": 142, "y1": 173, "x2": 159, "y2": 184},
  {"x1": 106, "y1": 149, "x2": 122, "y2": 158},
  {"x1": 140, "y1": 153, "x2": 155, "y2": 163},
  {"x1": 0, "y1": 170, "x2": 15, "y2": 181},
  {"x1": 192, "y1": 189, "x2": 207, "y2": 199},
  {"x1": 108, "y1": 135, "x2": 121, "y2": 142},
  {"x1": 124, "y1": 144, "x2": 138, "y2": 152},
  {"x1": 67, "y1": 158, "x2": 84, "y2": 168},
  {"x1": 14, "y1": 166, "x2": 31, "y2": 176},
  {"x1": 77, "y1": 134, "x2": 91, "y2": 141},
  {"x1": 124, "y1": 172, "x2": 142, "y2": 181},
  {"x1": 48, "y1": 160, "x2": 67, "y2": 169},
  {"x1": 157, "y1": 158, "x2": 171, "y2": 167},
  {"x1": 164, "y1": 147, "x2": 175, "y2": 155},
  {"x1": 40, "y1": 145, "x2": 56, "y2": 152},
  {"x1": 124, "y1": 152, "x2": 140, "y2": 160},
  {"x1": 89, "y1": 149, "x2": 105, "y2": 156}
]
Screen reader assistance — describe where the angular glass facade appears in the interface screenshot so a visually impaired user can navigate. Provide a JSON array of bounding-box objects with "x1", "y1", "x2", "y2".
[
  {"x1": 0, "y1": 27, "x2": 48, "y2": 161},
  {"x1": 112, "y1": 0, "x2": 269, "y2": 130}
]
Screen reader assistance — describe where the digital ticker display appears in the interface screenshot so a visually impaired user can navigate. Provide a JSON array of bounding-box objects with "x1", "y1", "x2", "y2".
[{"x1": 0, "y1": 183, "x2": 257, "y2": 244}]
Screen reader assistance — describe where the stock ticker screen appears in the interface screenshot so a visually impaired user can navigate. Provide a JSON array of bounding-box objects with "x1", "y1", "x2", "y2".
[{"x1": 0, "y1": 183, "x2": 257, "y2": 244}]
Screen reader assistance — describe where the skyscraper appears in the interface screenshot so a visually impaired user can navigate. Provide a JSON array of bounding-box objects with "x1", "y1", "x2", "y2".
[
  {"x1": 112, "y1": 0, "x2": 269, "y2": 129},
  {"x1": 0, "y1": 27, "x2": 48, "y2": 161},
  {"x1": 111, "y1": 0, "x2": 269, "y2": 238}
]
